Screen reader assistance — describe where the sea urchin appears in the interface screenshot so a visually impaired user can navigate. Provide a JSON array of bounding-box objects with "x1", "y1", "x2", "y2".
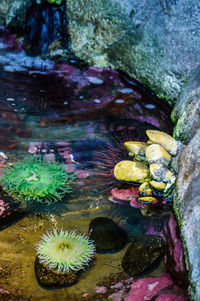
[
  {"x1": 1, "y1": 156, "x2": 74, "y2": 204},
  {"x1": 36, "y1": 229, "x2": 95, "y2": 273}
]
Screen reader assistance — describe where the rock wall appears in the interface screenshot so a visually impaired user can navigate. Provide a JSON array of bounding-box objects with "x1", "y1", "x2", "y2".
[
  {"x1": 65, "y1": 0, "x2": 200, "y2": 143},
  {"x1": 66, "y1": 0, "x2": 200, "y2": 106},
  {"x1": 0, "y1": 0, "x2": 9, "y2": 25},
  {"x1": 174, "y1": 130, "x2": 200, "y2": 300}
]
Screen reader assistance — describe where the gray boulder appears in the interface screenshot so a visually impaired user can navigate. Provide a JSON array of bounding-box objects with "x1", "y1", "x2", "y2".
[
  {"x1": 174, "y1": 130, "x2": 200, "y2": 300},
  {"x1": 0, "y1": 0, "x2": 9, "y2": 25}
]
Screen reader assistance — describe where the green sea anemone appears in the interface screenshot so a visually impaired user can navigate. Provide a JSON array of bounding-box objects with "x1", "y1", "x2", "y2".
[
  {"x1": 1, "y1": 156, "x2": 74, "y2": 204},
  {"x1": 36, "y1": 229, "x2": 95, "y2": 273}
]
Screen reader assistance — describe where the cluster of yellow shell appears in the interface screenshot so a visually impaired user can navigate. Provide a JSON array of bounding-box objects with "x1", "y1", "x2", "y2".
[{"x1": 114, "y1": 130, "x2": 182, "y2": 204}]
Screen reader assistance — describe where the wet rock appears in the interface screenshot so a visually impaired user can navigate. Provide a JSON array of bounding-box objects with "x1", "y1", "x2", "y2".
[
  {"x1": 136, "y1": 196, "x2": 158, "y2": 205},
  {"x1": 0, "y1": 0, "x2": 9, "y2": 26},
  {"x1": 150, "y1": 180, "x2": 166, "y2": 191},
  {"x1": 125, "y1": 272, "x2": 187, "y2": 301},
  {"x1": 163, "y1": 214, "x2": 188, "y2": 289},
  {"x1": 172, "y1": 84, "x2": 200, "y2": 144},
  {"x1": 122, "y1": 235, "x2": 164, "y2": 276},
  {"x1": 124, "y1": 141, "x2": 148, "y2": 162},
  {"x1": 150, "y1": 163, "x2": 173, "y2": 183},
  {"x1": 139, "y1": 182, "x2": 153, "y2": 196},
  {"x1": 146, "y1": 144, "x2": 171, "y2": 166},
  {"x1": 34, "y1": 256, "x2": 79, "y2": 289},
  {"x1": 146, "y1": 130, "x2": 181, "y2": 156},
  {"x1": 174, "y1": 129, "x2": 200, "y2": 300},
  {"x1": 114, "y1": 160, "x2": 150, "y2": 183},
  {"x1": 6, "y1": 0, "x2": 31, "y2": 30},
  {"x1": 89, "y1": 217, "x2": 127, "y2": 253}
]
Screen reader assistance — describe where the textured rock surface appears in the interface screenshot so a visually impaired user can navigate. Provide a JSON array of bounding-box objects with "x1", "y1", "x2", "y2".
[
  {"x1": 89, "y1": 217, "x2": 127, "y2": 253},
  {"x1": 66, "y1": 0, "x2": 200, "y2": 105},
  {"x1": 0, "y1": 0, "x2": 9, "y2": 26},
  {"x1": 35, "y1": 256, "x2": 79, "y2": 289},
  {"x1": 122, "y1": 235, "x2": 164, "y2": 276},
  {"x1": 5, "y1": 0, "x2": 30, "y2": 30},
  {"x1": 172, "y1": 83, "x2": 200, "y2": 144},
  {"x1": 174, "y1": 130, "x2": 200, "y2": 300}
]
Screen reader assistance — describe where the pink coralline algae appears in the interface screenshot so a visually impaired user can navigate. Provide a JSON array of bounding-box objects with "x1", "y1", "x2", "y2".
[
  {"x1": 109, "y1": 186, "x2": 142, "y2": 208},
  {"x1": 0, "y1": 200, "x2": 10, "y2": 217},
  {"x1": 155, "y1": 293, "x2": 186, "y2": 301},
  {"x1": 163, "y1": 214, "x2": 188, "y2": 288},
  {"x1": 0, "y1": 199, "x2": 23, "y2": 230},
  {"x1": 95, "y1": 286, "x2": 107, "y2": 294},
  {"x1": 125, "y1": 273, "x2": 187, "y2": 301},
  {"x1": 142, "y1": 214, "x2": 188, "y2": 297}
]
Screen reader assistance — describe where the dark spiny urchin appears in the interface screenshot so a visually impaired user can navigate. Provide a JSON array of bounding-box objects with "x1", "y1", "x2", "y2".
[
  {"x1": 87, "y1": 130, "x2": 136, "y2": 193},
  {"x1": 1, "y1": 156, "x2": 75, "y2": 204}
]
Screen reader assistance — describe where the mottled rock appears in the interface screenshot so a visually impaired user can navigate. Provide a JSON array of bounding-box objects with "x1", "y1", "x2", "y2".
[
  {"x1": 6, "y1": 0, "x2": 30, "y2": 30},
  {"x1": 0, "y1": 0, "x2": 9, "y2": 26},
  {"x1": 173, "y1": 85, "x2": 200, "y2": 144},
  {"x1": 136, "y1": 196, "x2": 158, "y2": 205},
  {"x1": 174, "y1": 129, "x2": 200, "y2": 300},
  {"x1": 146, "y1": 144, "x2": 171, "y2": 166},
  {"x1": 35, "y1": 256, "x2": 79, "y2": 289},
  {"x1": 146, "y1": 130, "x2": 180, "y2": 156},
  {"x1": 139, "y1": 182, "x2": 152, "y2": 196},
  {"x1": 150, "y1": 180, "x2": 166, "y2": 191},
  {"x1": 122, "y1": 235, "x2": 164, "y2": 276},
  {"x1": 124, "y1": 141, "x2": 148, "y2": 162},
  {"x1": 89, "y1": 217, "x2": 127, "y2": 253},
  {"x1": 150, "y1": 163, "x2": 173, "y2": 183},
  {"x1": 125, "y1": 272, "x2": 186, "y2": 301}
]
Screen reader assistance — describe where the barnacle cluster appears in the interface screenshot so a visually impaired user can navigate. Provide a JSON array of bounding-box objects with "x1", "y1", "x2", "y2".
[
  {"x1": 114, "y1": 130, "x2": 182, "y2": 204},
  {"x1": 1, "y1": 156, "x2": 74, "y2": 204},
  {"x1": 36, "y1": 229, "x2": 95, "y2": 274}
]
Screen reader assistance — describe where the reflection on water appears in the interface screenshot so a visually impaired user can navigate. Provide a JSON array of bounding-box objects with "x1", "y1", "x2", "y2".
[{"x1": 0, "y1": 29, "x2": 188, "y2": 301}]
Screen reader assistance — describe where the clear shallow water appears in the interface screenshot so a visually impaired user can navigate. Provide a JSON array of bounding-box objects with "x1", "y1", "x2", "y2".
[{"x1": 0, "y1": 30, "x2": 187, "y2": 301}]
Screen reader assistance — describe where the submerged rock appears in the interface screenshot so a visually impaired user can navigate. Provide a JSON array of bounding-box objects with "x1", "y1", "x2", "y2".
[
  {"x1": 89, "y1": 217, "x2": 127, "y2": 253},
  {"x1": 125, "y1": 272, "x2": 186, "y2": 301},
  {"x1": 122, "y1": 235, "x2": 164, "y2": 276},
  {"x1": 35, "y1": 256, "x2": 79, "y2": 289}
]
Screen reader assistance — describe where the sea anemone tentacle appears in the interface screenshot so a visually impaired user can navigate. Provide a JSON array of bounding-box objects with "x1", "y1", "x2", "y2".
[
  {"x1": 36, "y1": 229, "x2": 95, "y2": 274},
  {"x1": 1, "y1": 156, "x2": 75, "y2": 204}
]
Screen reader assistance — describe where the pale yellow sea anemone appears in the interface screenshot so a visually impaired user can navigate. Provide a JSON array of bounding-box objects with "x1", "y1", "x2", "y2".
[{"x1": 36, "y1": 229, "x2": 95, "y2": 274}]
